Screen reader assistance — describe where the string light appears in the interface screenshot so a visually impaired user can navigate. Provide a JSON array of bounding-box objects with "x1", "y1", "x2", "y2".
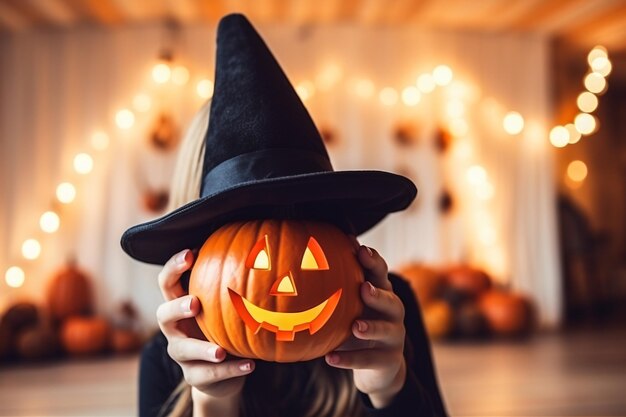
[
  {"x1": 567, "y1": 160, "x2": 588, "y2": 182},
  {"x1": 401, "y1": 86, "x2": 421, "y2": 106},
  {"x1": 296, "y1": 80, "x2": 316, "y2": 101},
  {"x1": 379, "y1": 87, "x2": 399, "y2": 106},
  {"x1": 171, "y1": 65, "x2": 190, "y2": 85},
  {"x1": 196, "y1": 79, "x2": 214, "y2": 99},
  {"x1": 22, "y1": 239, "x2": 41, "y2": 260},
  {"x1": 549, "y1": 126, "x2": 569, "y2": 148},
  {"x1": 90, "y1": 131, "x2": 110, "y2": 151},
  {"x1": 584, "y1": 72, "x2": 606, "y2": 94},
  {"x1": 353, "y1": 78, "x2": 375, "y2": 98},
  {"x1": 577, "y1": 92, "x2": 598, "y2": 113},
  {"x1": 565, "y1": 124, "x2": 581, "y2": 144},
  {"x1": 466, "y1": 165, "x2": 487, "y2": 185},
  {"x1": 152, "y1": 62, "x2": 171, "y2": 84},
  {"x1": 115, "y1": 109, "x2": 135, "y2": 129},
  {"x1": 316, "y1": 63, "x2": 343, "y2": 91},
  {"x1": 73, "y1": 153, "x2": 94, "y2": 175},
  {"x1": 40, "y1": 211, "x2": 60, "y2": 233},
  {"x1": 503, "y1": 112, "x2": 524, "y2": 135},
  {"x1": 574, "y1": 113, "x2": 597, "y2": 135},
  {"x1": 595, "y1": 60, "x2": 612, "y2": 77},
  {"x1": 132, "y1": 94, "x2": 152, "y2": 113},
  {"x1": 587, "y1": 46, "x2": 608, "y2": 66},
  {"x1": 5, "y1": 266, "x2": 25, "y2": 288},
  {"x1": 433, "y1": 65, "x2": 453, "y2": 86},
  {"x1": 416, "y1": 73, "x2": 436, "y2": 93},
  {"x1": 56, "y1": 182, "x2": 76, "y2": 204}
]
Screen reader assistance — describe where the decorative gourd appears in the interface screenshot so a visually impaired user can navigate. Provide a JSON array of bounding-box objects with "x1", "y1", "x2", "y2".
[
  {"x1": 0, "y1": 302, "x2": 39, "y2": 360},
  {"x1": 422, "y1": 301, "x2": 454, "y2": 340},
  {"x1": 442, "y1": 265, "x2": 491, "y2": 298},
  {"x1": 16, "y1": 322, "x2": 58, "y2": 361},
  {"x1": 190, "y1": 220, "x2": 364, "y2": 362},
  {"x1": 60, "y1": 316, "x2": 110, "y2": 356},
  {"x1": 47, "y1": 260, "x2": 93, "y2": 322},
  {"x1": 397, "y1": 264, "x2": 444, "y2": 306},
  {"x1": 478, "y1": 290, "x2": 532, "y2": 337}
]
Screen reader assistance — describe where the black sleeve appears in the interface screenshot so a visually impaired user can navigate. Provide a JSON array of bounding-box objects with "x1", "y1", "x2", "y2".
[
  {"x1": 138, "y1": 332, "x2": 184, "y2": 417},
  {"x1": 359, "y1": 273, "x2": 448, "y2": 417}
]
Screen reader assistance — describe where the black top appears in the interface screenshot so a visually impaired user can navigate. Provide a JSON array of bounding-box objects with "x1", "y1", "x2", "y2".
[{"x1": 139, "y1": 274, "x2": 448, "y2": 417}]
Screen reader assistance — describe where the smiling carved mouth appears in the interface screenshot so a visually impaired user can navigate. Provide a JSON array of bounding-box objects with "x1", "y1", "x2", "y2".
[{"x1": 228, "y1": 288, "x2": 342, "y2": 341}]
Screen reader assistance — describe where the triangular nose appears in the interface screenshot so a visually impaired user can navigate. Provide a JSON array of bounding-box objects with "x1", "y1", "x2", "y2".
[{"x1": 270, "y1": 273, "x2": 297, "y2": 296}]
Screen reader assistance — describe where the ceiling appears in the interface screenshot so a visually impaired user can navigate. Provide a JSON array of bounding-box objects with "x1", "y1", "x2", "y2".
[{"x1": 1, "y1": 0, "x2": 626, "y2": 51}]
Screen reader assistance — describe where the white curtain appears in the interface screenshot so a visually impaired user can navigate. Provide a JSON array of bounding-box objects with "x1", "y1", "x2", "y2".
[{"x1": 0, "y1": 24, "x2": 562, "y2": 327}]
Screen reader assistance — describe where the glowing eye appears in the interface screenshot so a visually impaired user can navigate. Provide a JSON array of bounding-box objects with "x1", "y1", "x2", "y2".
[
  {"x1": 246, "y1": 236, "x2": 270, "y2": 270},
  {"x1": 301, "y1": 237, "x2": 329, "y2": 270}
]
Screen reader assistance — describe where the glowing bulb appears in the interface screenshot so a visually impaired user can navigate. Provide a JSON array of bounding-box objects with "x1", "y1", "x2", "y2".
[
  {"x1": 587, "y1": 46, "x2": 608, "y2": 67},
  {"x1": 577, "y1": 92, "x2": 598, "y2": 113},
  {"x1": 591, "y1": 56, "x2": 609, "y2": 72},
  {"x1": 196, "y1": 79, "x2": 214, "y2": 99},
  {"x1": 584, "y1": 72, "x2": 606, "y2": 94},
  {"x1": 503, "y1": 111, "x2": 524, "y2": 135},
  {"x1": 5, "y1": 266, "x2": 25, "y2": 288},
  {"x1": 133, "y1": 94, "x2": 152, "y2": 113},
  {"x1": 172, "y1": 66, "x2": 189, "y2": 85},
  {"x1": 417, "y1": 73, "x2": 436, "y2": 93},
  {"x1": 595, "y1": 60, "x2": 612, "y2": 77},
  {"x1": 379, "y1": 87, "x2": 398, "y2": 106},
  {"x1": 90, "y1": 131, "x2": 109, "y2": 151},
  {"x1": 296, "y1": 80, "x2": 316, "y2": 101},
  {"x1": 115, "y1": 109, "x2": 135, "y2": 129},
  {"x1": 574, "y1": 113, "x2": 597, "y2": 135},
  {"x1": 549, "y1": 126, "x2": 569, "y2": 148},
  {"x1": 433, "y1": 65, "x2": 453, "y2": 86},
  {"x1": 567, "y1": 160, "x2": 588, "y2": 182},
  {"x1": 565, "y1": 123, "x2": 581, "y2": 144},
  {"x1": 449, "y1": 119, "x2": 469, "y2": 137},
  {"x1": 401, "y1": 86, "x2": 421, "y2": 106},
  {"x1": 354, "y1": 78, "x2": 375, "y2": 98},
  {"x1": 73, "y1": 153, "x2": 93, "y2": 174},
  {"x1": 22, "y1": 239, "x2": 41, "y2": 260},
  {"x1": 40, "y1": 211, "x2": 60, "y2": 233},
  {"x1": 316, "y1": 63, "x2": 343, "y2": 91},
  {"x1": 466, "y1": 165, "x2": 487, "y2": 185},
  {"x1": 56, "y1": 182, "x2": 76, "y2": 204},
  {"x1": 446, "y1": 99, "x2": 465, "y2": 119},
  {"x1": 152, "y1": 63, "x2": 171, "y2": 84}
]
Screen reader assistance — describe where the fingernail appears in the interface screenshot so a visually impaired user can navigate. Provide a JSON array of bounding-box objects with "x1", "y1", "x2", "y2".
[
  {"x1": 326, "y1": 353, "x2": 339, "y2": 365},
  {"x1": 368, "y1": 281, "x2": 377, "y2": 296},
  {"x1": 365, "y1": 246, "x2": 374, "y2": 257},
  {"x1": 210, "y1": 347, "x2": 225, "y2": 361},
  {"x1": 181, "y1": 297, "x2": 192, "y2": 313},
  {"x1": 176, "y1": 250, "x2": 189, "y2": 265},
  {"x1": 239, "y1": 362, "x2": 252, "y2": 372},
  {"x1": 355, "y1": 320, "x2": 368, "y2": 332}
]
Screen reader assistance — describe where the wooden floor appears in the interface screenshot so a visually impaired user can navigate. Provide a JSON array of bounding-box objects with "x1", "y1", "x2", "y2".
[{"x1": 0, "y1": 327, "x2": 625, "y2": 416}]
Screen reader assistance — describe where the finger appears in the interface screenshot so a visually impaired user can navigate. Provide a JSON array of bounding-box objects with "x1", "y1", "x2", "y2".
[
  {"x1": 347, "y1": 234, "x2": 360, "y2": 252},
  {"x1": 156, "y1": 295, "x2": 200, "y2": 338},
  {"x1": 352, "y1": 319, "x2": 405, "y2": 348},
  {"x1": 325, "y1": 349, "x2": 402, "y2": 370},
  {"x1": 167, "y1": 337, "x2": 226, "y2": 363},
  {"x1": 361, "y1": 281, "x2": 405, "y2": 321},
  {"x1": 357, "y1": 246, "x2": 392, "y2": 290},
  {"x1": 158, "y1": 249, "x2": 194, "y2": 301},
  {"x1": 183, "y1": 359, "x2": 255, "y2": 388}
]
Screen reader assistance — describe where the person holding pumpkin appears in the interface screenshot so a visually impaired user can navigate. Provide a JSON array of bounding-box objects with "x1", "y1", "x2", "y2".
[{"x1": 122, "y1": 14, "x2": 447, "y2": 417}]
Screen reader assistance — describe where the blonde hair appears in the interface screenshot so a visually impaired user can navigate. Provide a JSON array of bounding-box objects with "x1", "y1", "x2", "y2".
[{"x1": 162, "y1": 102, "x2": 362, "y2": 417}]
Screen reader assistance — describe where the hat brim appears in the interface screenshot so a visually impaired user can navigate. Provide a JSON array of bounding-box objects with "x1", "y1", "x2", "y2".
[{"x1": 121, "y1": 170, "x2": 416, "y2": 265}]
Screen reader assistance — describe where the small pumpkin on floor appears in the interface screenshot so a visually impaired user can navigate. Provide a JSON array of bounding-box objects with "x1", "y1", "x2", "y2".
[
  {"x1": 478, "y1": 290, "x2": 533, "y2": 337},
  {"x1": 60, "y1": 316, "x2": 111, "y2": 356}
]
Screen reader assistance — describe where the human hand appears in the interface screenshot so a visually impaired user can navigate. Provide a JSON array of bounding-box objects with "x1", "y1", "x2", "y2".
[
  {"x1": 156, "y1": 249, "x2": 255, "y2": 409},
  {"x1": 325, "y1": 245, "x2": 407, "y2": 409}
]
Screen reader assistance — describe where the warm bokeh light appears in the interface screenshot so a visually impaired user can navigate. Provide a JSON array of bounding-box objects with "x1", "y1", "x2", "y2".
[
  {"x1": 445, "y1": 99, "x2": 465, "y2": 119},
  {"x1": 449, "y1": 119, "x2": 469, "y2": 137},
  {"x1": 132, "y1": 93, "x2": 152, "y2": 113},
  {"x1": 503, "y1": 111, "x2": 524, "y2": 135},
  {"x1": 316, "y1": 63, "x2": 343, "y2": 91},
  {"x1": 567, "y1": 160, "x2": 588, "y2": 182},
  {"x1": 354, "y1": 78, "x2": 375, "y2": 98},
  {"x1": 40, "y1": 211, "x2": 60, "y2": 233},
  {"x1": 577, "y1": 92, "x2": 598, "y2": 113},
  {"x1": 22, "y1": 239, "x2": 41, "y2": 260},
  {"x1": 476, "y1": 182, "x2": 495, "y2": 200},
  {"x1": 549, "y1": 126, "x2": 569, "y2": 148},
  {"x1": 595, "y1": 59, "x2": 612, "y2": 77},
  {"x1": 296, "y1": 80, "x2": 316, "y2": 101},
  {"x1": 73, "y1": 153, "x2": 93, "y2": 174},
  {"x1": 574, "y1": 113, "x2": 597, "y2": 135},
  {"x1": 90, "y1": 131, "x2": 110, "y2": 151},
  {"x1": 56, "y1": 182, "x2": 76, "y2": 204},
  {"x1": 587, "y1": 46, "x2": 608, "y2": 67},
  {"x1": 565, "y1": 123, "x2": 581, "y2": 144},
  {"x1": 5, "y1": 266, "x2": 25, "y2": 288},
  {"x1": 379, "y1": 87, "x2": 399, "y2": 106},
  {"x1": 401, "y1": 86, "x2": 421, "y2": 106},
  {"x1": 417, "y1": 73, "x2": 436, "y2": 93},
  {"x1": 590, "y1": 56, "x2": 609, "y2": 72},
  {"x1": 171, "y1": 65, "x2": 190, "y2": 85},
  {"x1": 478, "y1": 226, "x2": 497, "y2": 246},
  {"x1": 466, "y1": 165, "x2": 487, "y2": 185},
  {"x1": 196, "y1": 79, "x2": 214, "y2": 99},
  {"x1": 433, "y1": 65, "x2": 453, "y2": 86},
  {"x1": 152, "y1": 62, "x2": 171, "y2": 83},
  {"x1": 584, "y1": 72, "x2": 606, "y2": 94},
  {"x1": 115, "y1": 109, "x2": 135, "y2": 129}
]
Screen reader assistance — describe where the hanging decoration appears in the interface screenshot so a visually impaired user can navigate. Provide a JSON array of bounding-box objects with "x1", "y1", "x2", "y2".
[{"x1": 392, "y1": 122, "x2": 419, "y2": 147}]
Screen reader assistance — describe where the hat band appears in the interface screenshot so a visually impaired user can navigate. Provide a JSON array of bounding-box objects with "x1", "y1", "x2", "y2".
[{"x1": 201, "y1": 148, "x2": 334, "y2": 198}]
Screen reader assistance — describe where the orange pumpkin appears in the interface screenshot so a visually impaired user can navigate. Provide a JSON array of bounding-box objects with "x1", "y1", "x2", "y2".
[
  {"x1": 478, "y1": 290, "x2": 532, "y2": 337},
  {"x1": 190, "y1": 220, "x2": 364, "y2": 362},
  {"x1": 442, "y1": 265, "x2": 491, "y2": 297},
  {"x1": 47, "y1": 261, "x2": 93, "y2": 322},
  {"x1": 422, "y1": 301, "x2": 454, "y2": 340},
  {"x1": 397, "y1": 264, "x2": 444, "y2": 306},
  {"x1": 60, "y1": 316, "x2": 111, "y2": 356}
]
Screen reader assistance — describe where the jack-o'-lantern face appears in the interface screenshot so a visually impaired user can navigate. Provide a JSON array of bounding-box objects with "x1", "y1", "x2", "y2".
[{"x1": 189, "y1": 220, "x2": 364, "y2": 362}]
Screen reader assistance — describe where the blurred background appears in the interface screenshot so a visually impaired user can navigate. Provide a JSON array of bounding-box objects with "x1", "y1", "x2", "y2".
[{"x1": 0, "y1": 0, "x2": 625, "y2": 416}]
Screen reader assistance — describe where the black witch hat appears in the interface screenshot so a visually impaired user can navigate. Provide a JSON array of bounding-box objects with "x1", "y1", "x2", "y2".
[{"x1": 121, "y1": 14, "x2": 417, "y2": 265}]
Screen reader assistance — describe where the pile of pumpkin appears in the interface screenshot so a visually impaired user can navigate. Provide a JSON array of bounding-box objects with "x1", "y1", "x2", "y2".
[
  {"x1": 399, "y1": 264, "x2": 534, "y2": 340},
  {"x1": 0, "y1": 261, "x2": 144, "y2": 363}
]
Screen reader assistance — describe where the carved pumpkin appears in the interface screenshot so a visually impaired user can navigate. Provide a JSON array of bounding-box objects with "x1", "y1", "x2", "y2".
[
  {"x1": 190, "y1": 220, "x2": 364, "y2": 362},
  {"x1": 60, "y1": 316, "x2": 111, "y2": 356},
  {"x1": 47, "y1": 261, "x2": 93, "y2": 322}
]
